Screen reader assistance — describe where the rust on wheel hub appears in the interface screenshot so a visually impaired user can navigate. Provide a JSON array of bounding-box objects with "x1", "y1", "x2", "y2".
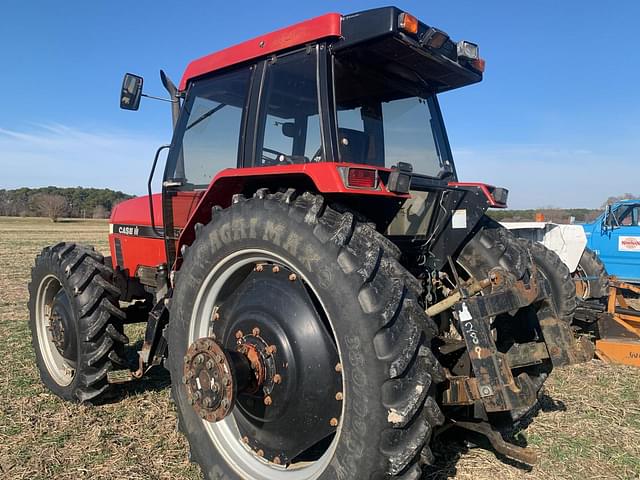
[
  {"x1": 184, "y1": 336, "x2": 262, "y2": 423},
  {"x1": 183, "y1": 337, "x2": 236, "y2": 422},
  {"x1": 48, "y1": 312, "x2": 66, "y2": 355}
]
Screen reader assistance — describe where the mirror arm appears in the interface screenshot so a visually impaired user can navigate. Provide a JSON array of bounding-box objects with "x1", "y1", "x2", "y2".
[
  {"x1": 148, "y1": 145, "x2": 171, "y2": 237},
  {"x1": 141, "y1": 93, "x2": 177, "y2": 103}
]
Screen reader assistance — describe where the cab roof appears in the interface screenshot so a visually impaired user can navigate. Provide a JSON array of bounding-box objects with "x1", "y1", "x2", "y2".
[
  {"x1": 179, "y1": 7, "x2": 483, "y2": 93},
  {"x1": 179, "y1": 13, "x2": 341, "y2": 91}
]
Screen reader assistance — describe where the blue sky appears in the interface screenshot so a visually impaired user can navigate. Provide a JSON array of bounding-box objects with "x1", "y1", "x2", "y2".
[{"x1": 1, "y1": 1, "x2": 638, "y2": 209}]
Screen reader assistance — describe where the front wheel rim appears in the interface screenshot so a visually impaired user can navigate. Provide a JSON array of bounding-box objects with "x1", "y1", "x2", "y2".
[
  {"x1": 187, "y1": 249, "x2": 344, "y2": 480},
  {"x1": 35, "y1": 275, "x2": 75, "y2": 386}
]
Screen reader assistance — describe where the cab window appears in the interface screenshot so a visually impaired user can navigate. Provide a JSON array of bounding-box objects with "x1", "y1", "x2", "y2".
[
  {"x1": 166, "y1": 67, "x2": 252, "y2": 189},
  {"x1": 615, "y1": 204, "x2": 640, "y2": 226},
  {"x1": 256, "y1": 49, "x2": 322, "y2": 166}
]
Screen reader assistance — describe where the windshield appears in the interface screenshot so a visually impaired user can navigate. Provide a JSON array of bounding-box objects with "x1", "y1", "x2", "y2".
[{"x1": 333, "y1": 56, "x2": 453, "y2": 178}]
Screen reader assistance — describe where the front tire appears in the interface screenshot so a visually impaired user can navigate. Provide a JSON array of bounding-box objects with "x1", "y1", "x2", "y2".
[
  {"x1": 168, "y1": 190, "x2": 444, "y2": 480},
  {"x1": 28, "y1": 242, "x2": 128, "y2": 403},
  {"x1": 516, "y1": 239, "x2": 576, "y2": 323},
  {"x1": 573, "y1": 247, "x2": 608, "y2": 299}
]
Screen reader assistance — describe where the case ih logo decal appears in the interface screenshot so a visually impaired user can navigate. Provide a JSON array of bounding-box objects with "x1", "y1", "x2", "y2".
[
  {"x1": 111, "y1": 223, "x2": 164, "y2": 239},
  {"x1": 619, "y1": 236, "x2": 640, "y2": 252},
  {"x1": 118, "y1": 225, "x2": 139, "y2": 236}
]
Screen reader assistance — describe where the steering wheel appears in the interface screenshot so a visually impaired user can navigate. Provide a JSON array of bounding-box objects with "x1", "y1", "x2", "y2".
[{"x1": 262, "y1": 147, "x2": 292, "y2": 166}]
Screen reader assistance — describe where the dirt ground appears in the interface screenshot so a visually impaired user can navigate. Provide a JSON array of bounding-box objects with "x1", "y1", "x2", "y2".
[{"x1": 1, "y1": 217, "x2": 638, "y2": 480}]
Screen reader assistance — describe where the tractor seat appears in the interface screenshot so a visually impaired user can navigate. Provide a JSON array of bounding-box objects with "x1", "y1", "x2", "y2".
[{"x1": 338, "y1": 128, "x2": 369, "y2": 164}]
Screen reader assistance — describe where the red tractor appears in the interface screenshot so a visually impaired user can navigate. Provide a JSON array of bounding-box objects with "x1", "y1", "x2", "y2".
[{"x1": 28, "y1": 7, "x2": 592, "y2": 479}]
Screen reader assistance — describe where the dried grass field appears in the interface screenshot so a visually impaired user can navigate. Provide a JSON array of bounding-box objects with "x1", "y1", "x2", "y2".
[{"x1": 0, "y1": 217, "x2": 639, "y2": 479}]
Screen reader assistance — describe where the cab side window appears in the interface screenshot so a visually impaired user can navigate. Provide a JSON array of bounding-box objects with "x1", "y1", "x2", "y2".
[
  {"x1": 167, "y1": 67, "x2": 251, "y2": 189},
  {"x1": 256, "y1": 50, "x2": 322, "y2": 166},
  {"x1": 615, "y1": 205, "x2": 640, "y2": 226}
]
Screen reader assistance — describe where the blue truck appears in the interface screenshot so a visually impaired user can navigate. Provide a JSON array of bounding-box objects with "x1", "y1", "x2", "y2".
[
  {"x1": 583, "y1": 199, "x2": 640, "y2": 284},
  {"x1": 503, "y1": 199, "x2": 640, "y2": 299}
]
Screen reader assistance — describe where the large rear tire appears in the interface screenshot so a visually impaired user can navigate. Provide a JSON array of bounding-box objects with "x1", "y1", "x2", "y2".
[
  {"x1": 28, "y1": 242, "x2": 128, "y2": 403},
  {"x1": 168, "y1": 190, "x2": 444, "y2": 480}
]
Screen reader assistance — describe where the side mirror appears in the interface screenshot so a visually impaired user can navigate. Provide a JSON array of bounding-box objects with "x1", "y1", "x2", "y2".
[
  {"x1": 120, "y1": 73, "x2": 143, "y2": 110},
  {"x1": 603, "y1": 204, "x2": 614, "y2": 230}
]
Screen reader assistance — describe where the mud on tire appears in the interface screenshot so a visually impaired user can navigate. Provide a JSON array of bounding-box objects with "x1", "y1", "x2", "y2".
[
  {"x1": 168, "y1": 190, "x2": 445, "y2": 480},
  {"x1": 28, "y1": 242, "x2": 128, "y2": 403}
]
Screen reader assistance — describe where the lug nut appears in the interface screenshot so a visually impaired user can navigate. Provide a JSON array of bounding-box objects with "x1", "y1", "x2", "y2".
[
  {"x1": 223, "y1": 376, "x2": 231, "y2": 386},
  {"x1": 221, "y1": 399, "x2": 229, "y2": 409},
  {"x1": 335, "y1": 392, "x2": 343, "y2": 401},
  {"x1": 257, "y1": 449, "x2": 265, "y2": 457},
  {"x1": 252, "y1": 327, "x2": 260, "y2": 336},
  {"x1": 272, "y1": 265, "x2": 280, "y2": 273},
  {"x1": 199, "y1": 410, "x2": 207, "y2": 419},
  {"x1": 255, "y1": 264, "x2": 264, "y2": 272},
  {"x1": 235, "y1": 330, "x2": 244, "y2": 339},
  {"x1": 182, "y1": 375, "x2": 188, "y2": 385},
  {"x1": 206, "y1": 360, "x2": 214, "y2": 369},
  {"x1": 288, "y1": 273, "x2": 297, "y2": 281},
  {"x1": 273, "y1": 374, "x2": 282, "y2": 384},
  {"x1": 266, "y1": 345, "x2": 277, "y2": 355},
  {"x1": 242, "y1": 436, "x2": 249, "y2": 444},
  {"x1": 264, "y1": 396, "x2": 273, "y2": 406},
  {"x1": 195, "y1": 355, "x2": 204, "y2": 366},
  {"x1": 203, "y1": 397, "x2": 213, "y2": 408},
  {"x1": 183, "y1": 355, "x2": 189, "y2": 363},
  {"x1": 330, "y1": 417, "x2": 339, "y2": 427},
  {"x1": 335, "y1": 363, "x2": 342, "y2": 373}
]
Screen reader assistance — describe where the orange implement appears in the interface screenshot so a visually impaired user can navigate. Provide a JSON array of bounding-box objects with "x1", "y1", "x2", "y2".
[
  {"x1": 595, "y1": 338, "x2": 640, "y2": 367},
  {"x1": 593, "y1": 279, "x2": 640, "y2": 367}
]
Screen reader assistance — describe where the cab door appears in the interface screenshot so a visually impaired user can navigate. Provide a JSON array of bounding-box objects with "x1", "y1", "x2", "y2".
[
  {"x1": 593, "y1": 202, "x2": 640, "y2": 282},
  {"x1": 162, "y1": 65, "x2": 255, "y2": 264}
]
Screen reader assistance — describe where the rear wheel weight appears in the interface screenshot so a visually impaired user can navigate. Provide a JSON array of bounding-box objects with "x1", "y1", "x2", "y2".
[
  {"x1": 168, "y1": 191, "x2": 444, "y2": 480},
  {"x1": 28, "y1": 242, "x2": 127, "y2": 403}
]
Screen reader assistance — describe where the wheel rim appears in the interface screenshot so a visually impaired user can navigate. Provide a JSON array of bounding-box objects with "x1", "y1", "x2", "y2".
[
  {"x1": 188, "y1": 249, "x2": 344, "y2": 479},
  {"x1": 35, "y1": 274, "x2": 75, "y2": 386},
  {"x1": 572, "y1": 265, "x2": 590, "y2": 299}
]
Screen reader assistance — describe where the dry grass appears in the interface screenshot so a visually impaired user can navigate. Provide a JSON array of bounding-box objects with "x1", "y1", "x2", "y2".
[{"x1": 0, "y1": 216, "x2": 638, "y2": 479}]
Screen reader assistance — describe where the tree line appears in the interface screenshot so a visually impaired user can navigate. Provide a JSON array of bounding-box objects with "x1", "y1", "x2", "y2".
[
  {"x1": 489, "y1": 193, "x2": 639, "y2": 224},
  {"x1": 0, "y1": 187, "x2": 134, "y2": 221}
]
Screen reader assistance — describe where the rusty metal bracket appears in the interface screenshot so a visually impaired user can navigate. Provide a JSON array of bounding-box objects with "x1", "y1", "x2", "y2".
[
  {"x1": 455, "y1": 299, "x2": 538, "y2": 417},
  {"x1": 538, "y1": 316, "x2": 594, "y2": 367},
  {"x1": 452, "y1": 420, "x2": 539, "y2": 465}
]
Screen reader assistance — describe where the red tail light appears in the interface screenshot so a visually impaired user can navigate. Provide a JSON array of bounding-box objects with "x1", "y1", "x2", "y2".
[{"x1": 347, "y1": 168, "x2": 377, "y2": 188}]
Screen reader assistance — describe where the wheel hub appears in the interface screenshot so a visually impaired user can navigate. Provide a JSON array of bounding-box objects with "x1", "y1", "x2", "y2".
[
  {"x1": 48, "y1": 290, "x2": 77, "y2": 362},
  {"x1": 183, "y1": 337, "x2": 256, "y2": 422},
  {"x1": 206, "y1": 265, "x2": 342, "y2": 464},
  {"x1": 49, "y1": 312, "x2": 66, "y2": 355}
]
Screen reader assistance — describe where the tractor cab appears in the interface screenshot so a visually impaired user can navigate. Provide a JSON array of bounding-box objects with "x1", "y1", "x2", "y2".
[{"x1": 115, "y1": 7, "x2": 495, "y2": 274}]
